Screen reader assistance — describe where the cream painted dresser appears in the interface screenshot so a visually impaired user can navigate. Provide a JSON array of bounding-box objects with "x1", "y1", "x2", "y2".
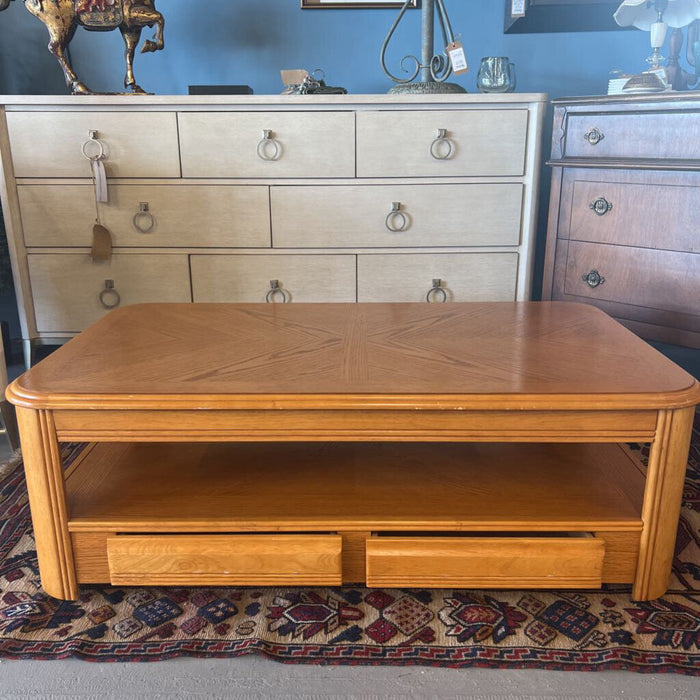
[{"x1": 0, "y1": 94, "x2": 546, "y2": 366}]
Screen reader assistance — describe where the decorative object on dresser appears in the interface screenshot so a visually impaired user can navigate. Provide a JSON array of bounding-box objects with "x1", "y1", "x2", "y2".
[
  {"x1": 380, "y1": 0, "x2": 467, "y2": 93},
  {"x1": 0, "y1": 93, "x2": 546, "y2": 368},
  {"x1": 542, "y1": 92, "x2": 700, "y2": 349},
  {"x1": 0, "y1": 0, "x2": 165, "y2": 94}
]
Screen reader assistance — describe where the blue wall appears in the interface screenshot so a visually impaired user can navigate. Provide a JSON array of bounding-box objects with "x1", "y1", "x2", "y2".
[{"x1": 0, "y1": 0, "x2": 651, "y2": 97}]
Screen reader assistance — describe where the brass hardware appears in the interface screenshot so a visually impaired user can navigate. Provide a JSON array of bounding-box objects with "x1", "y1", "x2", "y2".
[
  {"x1": 590, "y1": 196, "x2": 613, "y2": 216},
  {"x1": 257, "y1": 130, "x2": 281, "y2": 161},
  {"x1": 582, "y1": 270, "x2": 605, "y2": 288},
  {"x1": 133, "y1": 202, "x2": 155, "y2": 233},
  {"x1": 430, "y1": 128, "x2": 454, "y2": 160},
  {"x1": 583, "y1": 127, "x2": 605, "y2": 146},
  {"x1": 99, "y1": 279, "x2": 121, "y2": 309},
  {"x1": 385, "y1": 202, "x2": 408, "y2": 232},
  {"x1": 426, "y1": 278, "x2": 447, "y2": 303},
  {"x1": 81, "y1": 130, "x2": 106, "y2": 161},
  {"x1": 265, "y1": 279, "x2": 290, "y2": 303}
]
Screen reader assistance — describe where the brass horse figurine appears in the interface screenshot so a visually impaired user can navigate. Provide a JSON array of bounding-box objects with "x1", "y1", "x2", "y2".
[{"x1": 0, "y1": 0, "x2": 165, "y2": 94}]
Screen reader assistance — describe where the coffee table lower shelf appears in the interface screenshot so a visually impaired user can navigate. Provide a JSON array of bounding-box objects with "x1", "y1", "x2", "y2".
[{"x1": 64, "y1": 441, "x2": 646, "y2": 591}]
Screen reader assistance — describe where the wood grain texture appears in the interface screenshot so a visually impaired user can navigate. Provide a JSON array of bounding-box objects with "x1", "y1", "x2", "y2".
[
  {"x1": 64, "y1": 441, "x2": 644, "y2": 533},
  {"x1": 8, "y1": 303, "x2": 700, "y2": 411},
  {"x1": 106, "y1": 535, "x2": 343, "y2": 586},
  {"x1": 365, "y1": 536, "x2": 605, "y2": 589}
]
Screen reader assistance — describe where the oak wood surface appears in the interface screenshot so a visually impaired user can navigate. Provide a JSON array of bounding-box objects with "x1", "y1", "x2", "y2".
[
  {"x1": 8, "y1": 303, "x2": 700, "y2": 411},
  {"x1": 64, "y1": 441, "x2": 644, "y2": 532}
]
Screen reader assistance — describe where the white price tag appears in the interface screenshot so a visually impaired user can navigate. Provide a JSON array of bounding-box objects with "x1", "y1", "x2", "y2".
[
  {"x1": 511, "y1": 0, "x2": 526, "y2": 18},
  {"x1": 446, "y1": 41, "x2": 468, "y2": 75}
]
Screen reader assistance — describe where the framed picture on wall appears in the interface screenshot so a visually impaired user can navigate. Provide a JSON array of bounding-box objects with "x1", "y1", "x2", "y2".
[
  {"x1": 504, "y1": 0, "x2": 625, "y2": 33},
  {"x1": 301, "y1": 1, "x2": 418, "y2": 8}
]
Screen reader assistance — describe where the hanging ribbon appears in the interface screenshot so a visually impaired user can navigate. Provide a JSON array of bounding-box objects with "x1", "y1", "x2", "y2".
[{"x1": 91, "y1": 157, "x2": 108, "y2": 203}]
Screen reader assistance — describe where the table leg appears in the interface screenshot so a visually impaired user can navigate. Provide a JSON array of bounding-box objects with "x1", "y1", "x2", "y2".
[
  {"x1": 633, "y1": 406, "x2": 695, "y2": 601},
  {"x1": 16, "y1": 407, "x2": 78, "y2": 600}
]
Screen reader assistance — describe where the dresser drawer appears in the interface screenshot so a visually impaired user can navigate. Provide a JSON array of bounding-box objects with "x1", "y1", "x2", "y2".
[
  {"x1": 179, "y1": 111, "x2": 355, "y2": 178},
  {"x1": 27, "y1": 253, "x2": 191, "y2": 333},
  {"x1": 18, "y1": 184, "x2": 271, "y2": 248},
  {"x1": 564, "y1": 111, "x2": 700, "y2": 161},
  {"x1": 357, "y1": 109, "x2": 528, "y2": 177},
  {"x1": 271, "y1": 184, "x2": 523, "y2": 248},
  {"x1": 107, "y1": 535, "x2": 342, "y2": 586},
  {"x1": 191, "y1": 253, "x2": 356, "y2": 303},
  {"x1": 569, "y1": 180, "x2": 699, "y2": 253},
  {"x1": 366, "y1": 536, "x2": 604, "y2": 588},
  {"x1": 6, "y1": 111, "x2": 180, "y2": 178},
  {"x1": 358, "y1": 253, "x2": 518, "y2": 302},
  {"x1": 563, "y1": 241, "x2": 700, "y2": 314}
]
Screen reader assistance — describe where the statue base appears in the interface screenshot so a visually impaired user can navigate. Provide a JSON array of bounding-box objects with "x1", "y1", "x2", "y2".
[{"x1": 387, "y1": 81, "x2": 467, "y2": 95}]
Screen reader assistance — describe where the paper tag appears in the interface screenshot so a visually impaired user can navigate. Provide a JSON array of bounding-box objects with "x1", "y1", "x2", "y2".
[
  {"x1": 510, "y1": 0, "x2": 526, "y2": 18},
  {"x1": 281, "y1": 69, "x2": 309, "y2": 86},
  {"x1": 446, "y1": 42, "x2": 469, "y2": 75}
]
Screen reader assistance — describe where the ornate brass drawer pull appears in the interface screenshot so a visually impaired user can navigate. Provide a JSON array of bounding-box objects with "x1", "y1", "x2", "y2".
[
  {"x1": 385, "y1": 202, "x2": 408, "y2": 232},
  {"x1": 426, "y1": 278, "x2": 447, "y2": 303},
  {"x1": 265, "y1": 279, "x2": 290, "y2": 303},
  {"x1": 257, "y1": 129, "x2": 281, "y2": 161},
  {"x1": 589, "y1": 196, "x2": 613, "y2": 216},
  {"x1": 582, "y1": 269, "x2": 605, "y2": 288},
  {"x1": 583, "y1": 127, "x2": 605, "y2": 146},
  {"x1": 430, "y1": 129, "x2": 454, "y2": 160},
  {"x1": 99, "y1": 279, "x2": 121, "y2": 309},
  {"x1": 133, "y1": 202, "x2": 155, "y2": 233}
]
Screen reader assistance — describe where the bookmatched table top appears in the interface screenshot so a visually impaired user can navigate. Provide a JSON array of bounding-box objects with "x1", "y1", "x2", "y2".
[{"x1": 7, "y1": 302, "x2": 700, "y2": 411}]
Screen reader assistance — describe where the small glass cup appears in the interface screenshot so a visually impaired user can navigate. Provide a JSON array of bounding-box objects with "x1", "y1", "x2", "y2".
[{"x1": 476, "y1": 57, "x2": 516, "y2": 93}]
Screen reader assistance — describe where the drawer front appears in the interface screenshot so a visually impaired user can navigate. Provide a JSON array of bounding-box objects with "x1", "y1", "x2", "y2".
[
  {"x1": 179, "y1": 112, "x2": 355, "y2": 178},
  {"x1": 569, "y1": 180, "x2": 699, "y2": 254},
  {"x1": 6, "y1": 111, "x2": 180, "y2": 178},
  {"x1": 28, "y1": 253, "x2": 191, "y2": 333},
  {"x1": 18, "y1": 184, "x2": 271, "y2": 248},
  {"x1": 272, "y1": 184, "x2": 523, "y2": 248},
  {"x1": 564, "y1": 111, "x2": 700, "y2": 161},
  {"x1": 191, "y1": 253, "x2": 356, "y2": 303},
  {"x1": 107, "y1": 535, "x2": 342, "y2": 586},
  {"x1": 357, "y1": 109, "x2": 529, "y2": 177},
  {"x1": 564, "y1": 241, "x2": 700, "y2": 314},
  {"x1": 357, "y1": 253, "x2": 518, "y2": 302},
  {"x1": 366, "y1": 536, "x2": 604, "y2": 588}
]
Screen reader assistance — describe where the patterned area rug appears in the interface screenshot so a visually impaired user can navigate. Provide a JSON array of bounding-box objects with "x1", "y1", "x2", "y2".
[{"x1": 0, "y1": 420, "x2": 699, "y2": 671}]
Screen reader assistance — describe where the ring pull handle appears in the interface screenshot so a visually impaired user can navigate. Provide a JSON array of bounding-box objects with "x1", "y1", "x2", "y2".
[
  {"x1": 81, "y1": 129, "x2": 107, "y2": 161},
  {"x1": 133, "y1": 202, "x2": 155, "y2": 233},
  {"x1": 385, "y1": 202, "x2": 408, "y2": 233},
  {"x1": 582, "y1": 269, "x2": 606, "y2": 289},
  {"x1": 583, "y1": 127, "x2": 605, "y2": 146},
  {"x1": 99, "y1": 279, "x2": 121, "y2": 309},
  {"x1": 257, "y1": 129, "x2": 281, "y2": 161},
  {"x1": 265, "y1": 279, "x2": 290, "y2": 303},
  {"x1": 430, "y1": 128, "x2": 454, "y2": 160},
  {"x1": 589, "y1": 196, "x2": 613, "y2": 216},
  {"x1": 426, "y1": 278, "x2": 448, "y2": 303}
]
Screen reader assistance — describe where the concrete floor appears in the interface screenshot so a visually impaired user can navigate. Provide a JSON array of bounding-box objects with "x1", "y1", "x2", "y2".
[{"x1": 1, "y1": 345, "x2": 699, "y2": 698}]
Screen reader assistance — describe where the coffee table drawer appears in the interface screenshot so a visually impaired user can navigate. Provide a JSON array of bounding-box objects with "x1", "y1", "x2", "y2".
[
  {"x1": 366, "y1": 536, "x2": 604, "y2": 588},
  {"x1": 107, "y1": 535, "x2": 342, "y2": 586}
]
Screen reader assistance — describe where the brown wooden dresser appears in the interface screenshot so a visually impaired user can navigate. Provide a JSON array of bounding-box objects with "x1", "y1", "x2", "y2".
[{"x1": 542, "y1": 93, "x2": 700, "y2": 348}]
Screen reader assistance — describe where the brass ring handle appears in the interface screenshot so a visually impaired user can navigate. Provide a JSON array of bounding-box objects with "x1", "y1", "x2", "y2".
[
  {"x1": 99, "y1": 279, "x2": 121, "y2": 309},
  {"x1": 133, "y1": 202, "x2": 155, "y2": 233},
  {"x1": 81, "y1": 130, "x2": 106, "y2": 161},
  {"x1": 265, "y1": 279, "x2": 290, "y2": 303},
  {"x1": 583, "y1": 127, "x2": 605, "y2": 146},
  {"x1": 430, "y1": 129, "x2": 454, "y2": 160},
  {"x1": 257, "y1": 129, "x2": 281, "y2": 161},
  {"x1": 385, "y1": 202, "x2": 408, "y2": 232},
  {"x1": 426, "y1": 278, "x2": 447, "y2": 303},
  {"x1": 582, "y1": 269, "x2": 605, "y2": 289}
]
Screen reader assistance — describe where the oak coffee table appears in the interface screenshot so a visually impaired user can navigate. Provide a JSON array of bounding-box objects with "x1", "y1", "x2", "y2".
[{"x1": 7, "y1": 302, "x2": 700, "y2": 601}]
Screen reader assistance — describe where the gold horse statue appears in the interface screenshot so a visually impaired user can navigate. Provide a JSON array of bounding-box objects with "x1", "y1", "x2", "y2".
[{"x1": 0, "y1": 0, "x2": 165, "y2": 94}]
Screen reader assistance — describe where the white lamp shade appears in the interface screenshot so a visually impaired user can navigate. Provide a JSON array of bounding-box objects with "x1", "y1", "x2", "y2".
[{"x1": 614, "y1": 0, "x2": 700, "y2": 29}]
